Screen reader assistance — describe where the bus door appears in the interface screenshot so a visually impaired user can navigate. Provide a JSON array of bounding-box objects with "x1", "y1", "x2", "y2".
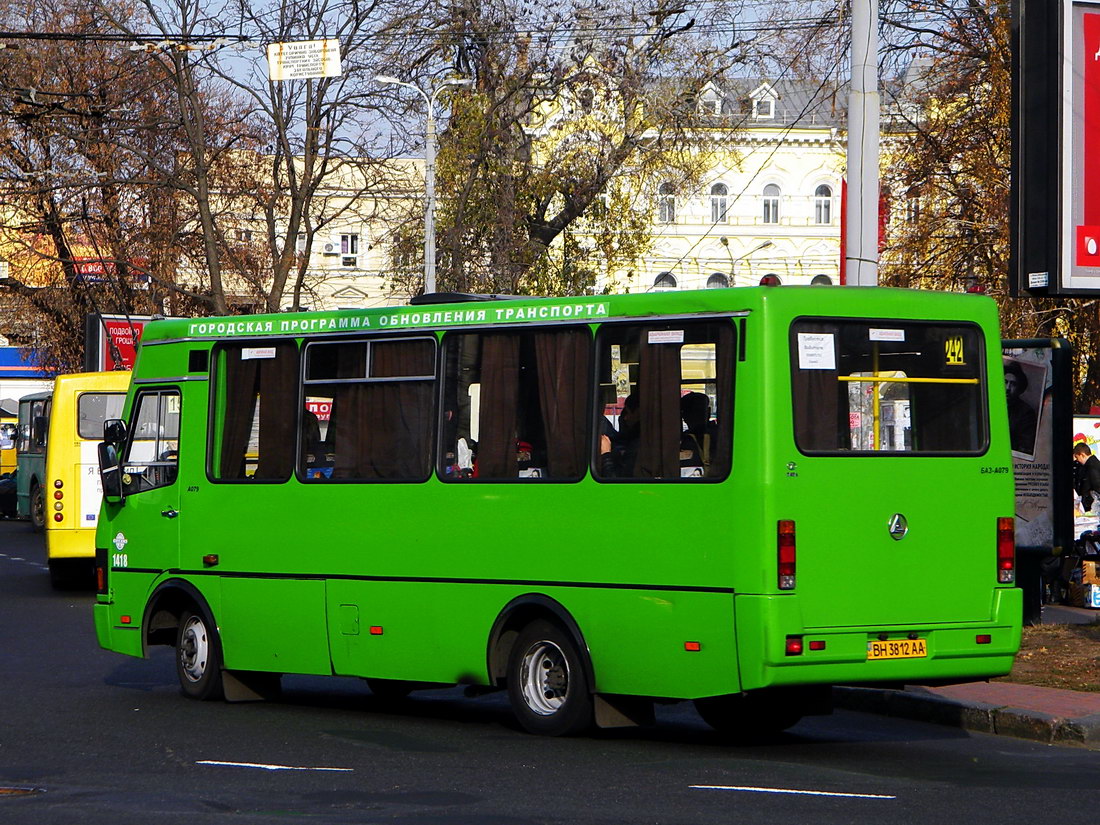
[{"x1": 115, "y1": 388, "x2": 182, "y2": 573}]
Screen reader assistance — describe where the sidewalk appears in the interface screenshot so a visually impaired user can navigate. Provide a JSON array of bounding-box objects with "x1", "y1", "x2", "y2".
[{"x1": 834, "y1": 605, "x2": 1100, "y2": 749}]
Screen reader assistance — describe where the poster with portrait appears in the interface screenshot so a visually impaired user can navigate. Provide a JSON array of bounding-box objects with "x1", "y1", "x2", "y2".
[{"x1": 1003, "y1": 348, "x2": 1054, "y2": 548}]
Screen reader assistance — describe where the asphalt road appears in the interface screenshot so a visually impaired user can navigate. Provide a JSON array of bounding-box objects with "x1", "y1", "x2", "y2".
[{"x1": 0, "y1": 518, "x2": 1097, "y2": 825}]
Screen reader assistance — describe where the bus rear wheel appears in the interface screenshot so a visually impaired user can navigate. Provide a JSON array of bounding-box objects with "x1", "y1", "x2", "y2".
[
  {"x1": 29, "y1": 482, "x2": 45, "y2": 532},
  {"x1": 506, "y1": 620, "x2": 593, "y2": 736},
  {"x1": 176, "y1": 608, "x2": 224, "y2": 701}
]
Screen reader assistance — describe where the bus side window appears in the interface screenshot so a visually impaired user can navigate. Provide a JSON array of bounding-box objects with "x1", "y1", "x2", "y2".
[
  {"x1": 122, "y1": 390, "x2": 181, "y2": 494},
  {"x1": 212, "y1": 341, "x2": 299, "y2": 482},
  {"x1": 300, "y1": 337, "x2": 435, "y2": 481},
  {"x1": 439, "y1": 327, "x2": 590, "y2": 482},
  {"x1": 594, "y1": 321, "x2": 734, "y2": 482}
]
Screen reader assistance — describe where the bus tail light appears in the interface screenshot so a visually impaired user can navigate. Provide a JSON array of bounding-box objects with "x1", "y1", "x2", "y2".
[
  {"x1": 778, "y1": 520, "x2": 796, "y2": 590},
  {"x1": 95, "y1": 544, "x2": 108, "y2": 594},
  {"x1": 53, "y1": 513, "x2": 63, "y2": 523},
  {"x1": 997, "y1": 517, "x2": 1015, "y2": 583}
]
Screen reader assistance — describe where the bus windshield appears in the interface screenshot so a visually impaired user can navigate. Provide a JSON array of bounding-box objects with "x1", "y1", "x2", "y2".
[{"x1": 791, "y1": 319, "x2": 987, "y2": 454}]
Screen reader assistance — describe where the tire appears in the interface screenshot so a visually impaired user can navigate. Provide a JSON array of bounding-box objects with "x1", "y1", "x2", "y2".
[
  {"x1": 506, "y1": 619, "x2": 593, "y2": 736},
  {"x1": 694, "y1": 692, "x2": 804, "y2": 739},
  {"x1": 176, "y1": 608, "x2": 224, "y2": 701},
  {"x1": 29, "y1": 482, "x2": 45, "y2": 532}
]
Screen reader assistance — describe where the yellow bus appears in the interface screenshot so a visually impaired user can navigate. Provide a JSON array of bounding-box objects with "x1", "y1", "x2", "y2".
[{"x1": 37, "y1": 371, "x2": 129, "y2": 588}]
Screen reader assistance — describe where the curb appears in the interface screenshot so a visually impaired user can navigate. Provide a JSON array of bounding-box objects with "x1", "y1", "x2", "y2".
[{"x1": 833, "y1": 686, "x2": 1100, "y2": 749}]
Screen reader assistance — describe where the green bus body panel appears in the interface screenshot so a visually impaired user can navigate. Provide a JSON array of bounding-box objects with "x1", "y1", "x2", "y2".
[
  {"x1": 220, "y1": 578, "x2": 331, "y2": 675},
  {"x1": 94, "y1": 287, "x2": 1021, "y2": 702},
  {"x1": 326, "y1": 580, "x2": 738, "y2": 698}
]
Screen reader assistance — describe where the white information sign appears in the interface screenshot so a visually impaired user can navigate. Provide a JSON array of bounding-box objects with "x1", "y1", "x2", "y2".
[
  {"x1": 796, "y1": 332, "x2": 836, "y2": 370},
  {"x1": 266, "y1": 39, "x2": 342, "y2": 81}
]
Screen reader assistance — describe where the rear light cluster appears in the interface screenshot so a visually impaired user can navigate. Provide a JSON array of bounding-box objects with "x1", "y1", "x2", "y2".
[
  {"x1": 777, "y1": 520, "x2": 796, "y2": 590},
  {"x1": 52, "y1": 479, "x2": 63, "y2": 523},
  {"x1": 997, "y1": 517, "x2": 1015, "y2": 584}
]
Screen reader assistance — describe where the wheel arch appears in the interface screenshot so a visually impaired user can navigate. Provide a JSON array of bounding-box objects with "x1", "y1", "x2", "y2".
[
  {"x1": 486, "y1": 594, "x2": 595, "y2": 692},
  {"x1": 141, "y1": 577, "x2": 217, "y2": 656}
]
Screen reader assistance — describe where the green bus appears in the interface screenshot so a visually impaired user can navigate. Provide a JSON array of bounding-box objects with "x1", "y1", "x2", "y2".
[{"x1": 93, "y1": 286, "x2": 1021, "y2": 736}]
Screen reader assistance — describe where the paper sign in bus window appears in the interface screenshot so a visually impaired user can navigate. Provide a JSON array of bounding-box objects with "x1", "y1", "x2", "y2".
[
  {"x1": 869, "y1": 328, "x2": 905, "y2": 342},
  {"x1": 797, "y1": 333, "x2": 836, "y2": 370}
]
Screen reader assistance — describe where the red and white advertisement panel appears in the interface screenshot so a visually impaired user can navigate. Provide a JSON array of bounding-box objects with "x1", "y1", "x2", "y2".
[
  {"x1": 1066, "y1": 1, "x2": 1100, "y2": 286},
  {"x1": 100, "y1": 317, "x2": 146, "y2": 371}
]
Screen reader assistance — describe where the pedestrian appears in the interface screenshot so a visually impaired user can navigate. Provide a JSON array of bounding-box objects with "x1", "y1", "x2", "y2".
[{"x1": 1073, "y1": 442, "x2": 1100, "y2": 512}]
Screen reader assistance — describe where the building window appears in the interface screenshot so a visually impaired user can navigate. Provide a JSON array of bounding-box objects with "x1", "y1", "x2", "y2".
[
  {"x1": 296, "y1": 233, "x2": 308, "y2": 254},
  {"x1": 698, "y1": 93, "x2": 720, "y2": 115},
  {"x1": 653, "y1": 272, "x2": 677, "y2": 291},
  {"x1": 710, "y1": 183, "x2": 729, "y2": 224},
  {"x1": 905, "y1": 187, "x2": 921, "y2": 224},
  {"x1": 814, "y1": 184, "x2": 833, "y2": 224},
  {"x1": 706, "y1": 273, "x2": 729, "y2": 289},
  {"x1": 753, "y1": 97, "x2": 774, "y2": 119},
  {"x1": 341, "y1": 233, "x2": 359, "y2": 267},
  {"x1": 658, "y1": 183, "x2": 676, "y2": 224},
  {"x1": 763, "y1": 184, "x2": 781, "y2": 224},
  {"x1": 234, "y1": 228, "x2": 253, "y2": 242}
]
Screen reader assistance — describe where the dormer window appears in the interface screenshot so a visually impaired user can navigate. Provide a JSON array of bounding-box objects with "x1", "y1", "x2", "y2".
[
  {"x1": 698, "y1": 92, "x2": 720, "y2": 116},
  {"x1": 753, "y1": 97, "x2": 774, "y2": 119}
]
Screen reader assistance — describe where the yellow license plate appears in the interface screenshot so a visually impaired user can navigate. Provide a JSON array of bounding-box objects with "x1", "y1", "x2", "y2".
[{"x1": 867, "y1": 639, "x2": 927, "y2": 660}]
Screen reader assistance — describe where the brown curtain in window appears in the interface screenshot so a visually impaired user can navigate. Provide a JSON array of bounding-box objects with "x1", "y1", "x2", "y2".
[
  {"x1": 219, "y1": 349, "x2": 260, "y2": 479},
  {"x1": 710, "y1": 324, "x2": 735, "y2": 477},
  {"x1": 367, "y1": 340, "x2": 435, "y2": 479},
  {"x1": 791, "y1": 323, "x2": 841, "y2": 450},
  {"x1": 255, "y1": 342, "x2": 299, "y2": 480},
  {"x1": 478, "y1": 334, "x2": 520, "y2": 478},
  {"x1": 535, "y1": 330, "x2": 589, "y2": 479},
  {"x1": 636, "y1": 330, "x2": 682, "y2": 479},
  {"x1": 332, "y1": 345, "x2": 368, "y2": 479}
]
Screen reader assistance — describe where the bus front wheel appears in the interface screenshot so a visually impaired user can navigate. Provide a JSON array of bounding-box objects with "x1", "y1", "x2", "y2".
[
  {"x1": 176, "y1": 608, "x2": 224, "y2": 701},
  {"x1": 29, "y1": 482, "x2": 44, "y2": 532},
  {"x1": 506, "y1": 620, "x2": 593, "y2": 736}
]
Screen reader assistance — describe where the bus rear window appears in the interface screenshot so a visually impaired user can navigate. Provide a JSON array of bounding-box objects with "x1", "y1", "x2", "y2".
[
  {"x1": 790, "y1": 320, "x2": 987, "y2": 455},
  {"x1": 78, "y1": 393, "x2": 126, "y2": 438}
]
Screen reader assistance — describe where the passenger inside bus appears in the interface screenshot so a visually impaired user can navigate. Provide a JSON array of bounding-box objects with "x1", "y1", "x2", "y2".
[
  {"x1": 679, "y1": 392, "x2": 715, "y2": 476},
  {"x1": 301, "y1": 406, "x2": 334, "y2": 480},
  {"x1": 599, "y1": 393, "x2": 641, "y2": 477}
]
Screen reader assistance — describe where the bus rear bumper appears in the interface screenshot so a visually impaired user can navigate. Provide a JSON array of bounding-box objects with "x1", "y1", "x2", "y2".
[
  {"x1": 94, "y1": 602, "x2": 144, "y2": 657},
  {"x1": 735, "y1": 587, "x2": 1023, "y2": 691},
  {"x1": 46, "y1": 527, "x2": 96, "y2": 560}
]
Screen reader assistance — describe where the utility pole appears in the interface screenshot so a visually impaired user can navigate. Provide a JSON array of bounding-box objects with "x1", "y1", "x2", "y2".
[
  {"x1": 375, "y1": 76, "x2": 472, "y2": 295},
  {"x1": 846, "y1": 0, "x2": 880, "y2": 287}
]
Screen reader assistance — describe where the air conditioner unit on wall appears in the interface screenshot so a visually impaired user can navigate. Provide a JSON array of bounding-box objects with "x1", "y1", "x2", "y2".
[{"x1": 322, "y1": 242, "x2": 338, "y2": 256}]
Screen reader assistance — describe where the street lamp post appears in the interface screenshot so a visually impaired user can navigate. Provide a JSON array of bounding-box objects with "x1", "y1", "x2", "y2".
[
  {"x1": 375, "y1": 75, "x2": 472, "y2": 295},
  {"x1": 720, "y1": 238, "x2": 774, "y2": 285}
]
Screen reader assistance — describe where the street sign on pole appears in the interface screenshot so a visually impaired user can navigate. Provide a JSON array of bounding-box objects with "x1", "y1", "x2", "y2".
[{"x1": 266, "y1": 39, "x2": 342, "y2": 82}]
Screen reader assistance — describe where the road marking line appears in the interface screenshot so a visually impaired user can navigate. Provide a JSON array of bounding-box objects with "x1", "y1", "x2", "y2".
[
  {"x1": 197, "y1": 760, "x2": 353, "y2": 772},
  {"x1": 690, "y1": 785, "x2": 895, "y2": 799}
]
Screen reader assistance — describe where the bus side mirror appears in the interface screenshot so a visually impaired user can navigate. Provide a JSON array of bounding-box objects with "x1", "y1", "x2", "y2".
[
  {"x1": 98, "y1": 441, "x2": 123, "y2": 504},
  {"x1": 104, "y1": 418, "x2": 127, "y2": 445},
  {"x1": 99, "y1": 419, "x2": 127, "y2": 504}
]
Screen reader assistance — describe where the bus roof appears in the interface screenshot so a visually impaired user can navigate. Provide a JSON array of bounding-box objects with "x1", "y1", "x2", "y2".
[{"x1": 137, "y1": 286, "x2": 999, "y2": 346}]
